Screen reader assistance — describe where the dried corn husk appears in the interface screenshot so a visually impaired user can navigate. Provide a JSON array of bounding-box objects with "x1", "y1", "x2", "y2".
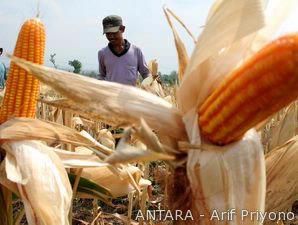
[
  {"x1": 76, "y1": 165, "x2": 149, "y2": 198},
  {"x1": 0, "y1": 117, "x2": 113, "y2": 155},
  {"x1": 0, "y1": 114, "x2": 150, "y2": 222},
  {"x1": 170, "y1": 0, "x2": 270, "y2": 224},
  {"x1": 72, "y1": 116, "x2": 83, "y2": 127},
  {"x1": 265, "y1": 136, "x2": 298, "y2": 217},
  {"x1": 177, "y1": 0, "x2": 264, "y2": 113},
  {"x1": 250, "y1": 0, "x2": 297, "y2": 53},
  {"x1": 177, "y1": 0, "x2": 265, "y2": 113},
  {"x1": 1, "y1": 139, "x2": 148, "y2": 211},
  {"x1": 5, "y1": 2, "x2": 297, "y2": 225},
  {"x1": 164, "y1": 95, "x2": 173, "y2": 105},
  {"x1": 141, "y1": 59, "x2": 165, "y2": 97},
  {"x1": 187, "y1": 129, "x2": 265, "y2": 225},
  {"x1": 54, "y1": 148, "x2": 108, "y2": 168},
  {"x1": 70, "y1": 146, "x2": 151, "y2": 199},
  {"x1": 39, "y1": 98, "x2": 113, "y2": 122},
  {"x1": 9, "y1": 55, "x2": 187, "y2": 141},
  {"x1": 141, "y1": 75, "x2": 165, "y2": 97},
  {"x1": 163, "y1": 6, "x2": 189, "y2": 82},
  {"x1": 165, "y1": 7, "x2": 197, "y2": 44},
  {"x1": 166, "y1": 0, "x2": 298, "y2": 223},
  {"x1": 97, "y1": 129, "x2": 115, "y2": 150},
  {"x1": 1, "y1": 140, "x2": 72, "y2": 225},
  {"x1": 105, "y1": 141, "x2": 175, "y2": 164},
  {"x1": 148, "y1": 59, "x2": 158, "y2": 76},
  {"x1": 178, "y1": 0, "x2": 296, "y2": 114},
  {"x1": 263, "y1": 101, "x2": 298, "y2": 152}
]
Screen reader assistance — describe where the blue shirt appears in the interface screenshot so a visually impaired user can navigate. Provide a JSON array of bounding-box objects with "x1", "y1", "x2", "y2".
[
  {"x1": 98, "y1": 40, "x2": 149, "y2": 86},
  {"x1": 0, "y1": 62, "x2": 6, "y2": 89}
]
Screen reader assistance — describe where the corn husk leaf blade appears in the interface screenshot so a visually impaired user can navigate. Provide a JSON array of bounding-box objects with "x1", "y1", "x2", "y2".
[
  {"x1": 2, "y1": 140, "x2": 72, "y2": 225},
  {"x1": 9, "y1": 56, "x2": 187, "y2": 141}
]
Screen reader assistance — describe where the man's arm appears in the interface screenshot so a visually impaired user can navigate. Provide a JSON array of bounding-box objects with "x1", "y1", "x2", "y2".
[
  {"x1": 98, "y1": 50, "x2": 106, "y2": 80},
  {"x1": 137, "y1": 48, "x2": 150, "y2": 79}
]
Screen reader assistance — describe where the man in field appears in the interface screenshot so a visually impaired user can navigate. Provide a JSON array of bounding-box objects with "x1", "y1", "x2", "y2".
[
  {"x1": 0, "y1": 48, "x2": 7, "y2": 90},
  {"x1": 98, "y1": 15, "x2": 150, "y2": 86}
]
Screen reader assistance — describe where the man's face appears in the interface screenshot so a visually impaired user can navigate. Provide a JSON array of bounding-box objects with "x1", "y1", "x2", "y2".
[{"x1": 105, "y1": 26, "x2": 124, "y2": 45}]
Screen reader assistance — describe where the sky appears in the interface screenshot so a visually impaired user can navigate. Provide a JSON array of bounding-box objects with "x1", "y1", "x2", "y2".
[
  {"x1": 0, "y1": 0, "x2": 213, "y2": 74},
  {"x1": 1, "y1": 0, "x2": 298, "y2": 74}
]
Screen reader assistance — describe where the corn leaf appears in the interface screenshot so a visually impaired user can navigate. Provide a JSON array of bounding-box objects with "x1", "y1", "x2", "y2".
[
  {"x1": 187, "y1": 129, "x2": 266, "y2": 224},
  {"x1": 147, "y1": 59, "x2": 158, "y2": 76},
  {"x1": 177, "y1": 0, "x2": 265, "y2": 113},
  {"x1": 250, "y1": 0, "x2": 298, "y2": 53},
  {"x1": 0, "y1": 117, "x2": 113, "y2": 156},
  {"x1": 68, "y1": 173, "x2": 113, "y2": 204},
  {"x1": 54, "y1": 148, "x2": 108, "y2": 168},
  {"x1": 133, "y1": 118, "x2": 164, "y2": 153},
  {"x1": 78, "y1": 165, "x2": 144, "y2": 198},
  {"x1": 163, "y1": 6, "x2": 189, "y2": 82},
  {"x1": 165, "y1": 7, "x2": 197, "y2": 43},
  {"x1": 265, "y1": 136, "x2": 298, "y2": 214},
  {"x1": 9, "y1": 56, "x2": 187, "y2": 141},
  {"x1": 39, "y1": 98, "x2": 120, "y2": 125},
  {"x1": 105, "y1": 142, "x2": 175, "y2": 165},
  {"x1": 2, "y1": 140, "x2": 72, "y2": 225},
  {"x1": 264, "y1": 101, "x2": 298, "y2": 152}
]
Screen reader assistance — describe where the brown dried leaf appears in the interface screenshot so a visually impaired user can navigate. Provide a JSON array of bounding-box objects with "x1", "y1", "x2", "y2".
[
  {"x1": 148, "y1": 59, "x2": 158, "y2": 76},
  {"x1": 165, "y1": 7, "x2": 197, "y2": 43},
  {"x1": 0, "y1": 117, "x2": 113, "y2": 156},
  {"x1": 163, "y1": 7, "x2": 189, "y2": 82},
  {"x1": 54, "y1": 148, "x2": 108, "y2": 168},
  {"x1": 133, "y1": 118, "x2": 164, "y2": 153},
  {"x1": 187, "y1": 129, "x2": 265, "y2": 225},
  {"x1": 177, "y1": 0, "x2": 265, "y2": 113},
  {"x1": 141, "y1": 76, "x2": 165, "y2": 98},
  {"x1": 78, "y1": 165, "x2": 143, "y2": 198},
  {"x1": 2, "y1": 140, "x2": 72, "y2": 225},
  {"x1": 39, "y1": 98, "x2": 115, "y2": 123},
  {"x1": 266, "y1": 101, "x2": 298, "y2": 151},
  {"x1": 265, "y1": 136, "x2": 298, "y2": 214},
  {"x1": 105, "y1": 141, "x2": 175, "y2": 165},
  {"x1": 9, "y1": 56, "x2": 187, "y2": 141}
]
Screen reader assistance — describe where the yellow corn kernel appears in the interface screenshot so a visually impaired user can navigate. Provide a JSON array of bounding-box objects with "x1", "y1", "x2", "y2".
[
  {"x1": 199, "y1": 34, "x2": 298, "y2": 145},
  {"x1": 0, "y1": 18, "x2": 46, "y2": 124}
]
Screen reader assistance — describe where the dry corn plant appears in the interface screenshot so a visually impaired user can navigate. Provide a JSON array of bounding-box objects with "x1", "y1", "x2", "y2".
[
  {"x1": 142, "y1": 59, "x2": 177, "y2": 107},
  {"x1": 141, "y1": 59, "x2": 166, "y2": 98},
  {"x1": 264, "y1": 136, "x2": 298, "y2": 224},
  {"x1": 1, "y1": 0, "x2": 298, "y2": 225},
  {"x1": 259, "y1": 100, "x2": 298, "y2": 224},
  {"x1": 163, "y1": 6, "x2": 190, "y2": 84},
  {"x1": 162, "y1": 6, "x2": 198, "y2": 107},
  {"x1": 261, "y1": 100, "x2": 298, "y2": 153}
]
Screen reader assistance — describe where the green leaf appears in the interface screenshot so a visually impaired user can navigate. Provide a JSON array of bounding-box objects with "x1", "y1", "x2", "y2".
[{"x1": 68, "y1": 173, "x2": 113, "y2": 202}]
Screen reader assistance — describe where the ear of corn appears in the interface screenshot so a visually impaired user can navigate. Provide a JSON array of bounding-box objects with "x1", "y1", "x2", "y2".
[
  {"x1": 0, "y1": 18, "x2": 46, "y2": 124},
  {"x1": 199, "y1": 34, "x2": 298, "y2": 145}
]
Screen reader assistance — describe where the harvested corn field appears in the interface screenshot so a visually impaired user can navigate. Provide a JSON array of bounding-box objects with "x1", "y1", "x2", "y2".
[{"x1": 1, "y1": 0, "x2": 298, "y2": 225}]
